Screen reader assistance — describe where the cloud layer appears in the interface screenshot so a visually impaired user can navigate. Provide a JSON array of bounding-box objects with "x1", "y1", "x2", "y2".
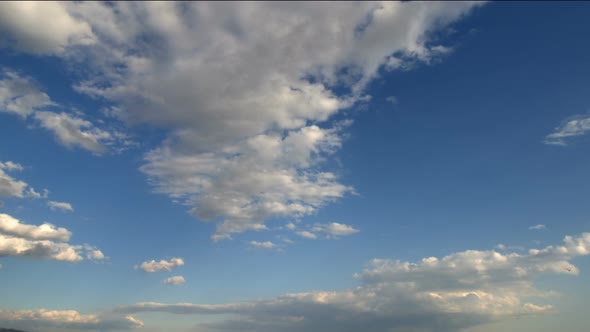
[{"x1": 113, "y1": 232, "x2": 590, "y2": 332}]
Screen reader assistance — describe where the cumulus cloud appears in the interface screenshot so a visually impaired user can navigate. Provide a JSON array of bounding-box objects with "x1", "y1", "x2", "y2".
[
  {"x1": 162, "y1": 276, "x2": 186, "y2": 286},
  {"x1": 0, "y1": 69, "x2": 55, "y2": 117},
  {"x1": 312, "y1": 222, "x2": 359, "y2": 237},
  {"x1": 0, "y1": 2, "x2": 96, "y2": 54},
  {"x1": 0, "y1": 1, "x2": 484, "y2": 239},
  {"x1": 544, "y1": 114, "x2": 590, "y2": 146},
  {"x1": 116, "y1": 232, "x2": 590, "y2": 332},
  {"x1": 249, "y1": 241, "x2": 277, "y2": 249},
  {"x1": 0, "y1": 160, "x2": 48, "y2": 199},
  {"x1": 529, "y1": 224, "x2": 546, "y2": 231},
  {"x1": 296, "y1": 231, "x2": 317, "y2": 240},
  {"x1": 47, "y1": 200, "x2": 74, "y2": 212},
  {"x1": 0, "y1": 309, "x2": 142, "y2": 330},
  {"x1": 134, "y1": 258, "x2": 184, "y2": 273},
  {"x1": 0, "y1": 213, "x2": 104, "y2": 263}
]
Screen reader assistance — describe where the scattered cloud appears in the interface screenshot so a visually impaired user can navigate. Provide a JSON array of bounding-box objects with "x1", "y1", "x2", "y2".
[
  {"x1": 115, "y1": 232, "x2": 590, "y2": 332},
  {"x1": 529, "y1": 224, "x2": 546, "y2": 231},
  {"x1": 0, "y1": 69, "x2": 55, "y2": 117},
  {"x1": 296, "y1": 231, "x2": 317, "y2": 240},
  {"x1": 312, "y1": 222, "x2": 359, "y2": 237},
  {"x1": 0, "y1": 309, "x2": 142, "y2": 330},
  {"x1": 0, "y1": 160, "x2": 47, "y2": 199},
  {"x1": 134, "y1": 258, "x2": 184, "y2": 273},
  {"x1": 249, "y1": 241, "x2": 277, "y2": 249},
  {"x1": 162, "y1": 276, "x2": 185, "y2": 286},
  {"x1": 0, "y1": 213, "x2": 104, "y2": 263},
  {"x1": 47, "y1": 200, "x2": 74, "y2": 212},
  {"x1": 385, "y1": 96, "x2": 398, "y2": 105},
  {"x1": 544, "y1": 114, "x2": 590, "y2": 146}
]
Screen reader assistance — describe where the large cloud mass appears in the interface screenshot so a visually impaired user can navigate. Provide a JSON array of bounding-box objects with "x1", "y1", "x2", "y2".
[{"x1": 0, "y1": 2, "x2": 484, "y2": 238}]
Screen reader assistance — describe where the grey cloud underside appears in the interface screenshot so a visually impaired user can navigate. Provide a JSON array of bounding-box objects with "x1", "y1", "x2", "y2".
[
  {"x1": 112, "y1": 232, "x2": 590, "y2": 332},
  {"x1": 12, "y1": 1, "x2": 480, "y2": 239}
]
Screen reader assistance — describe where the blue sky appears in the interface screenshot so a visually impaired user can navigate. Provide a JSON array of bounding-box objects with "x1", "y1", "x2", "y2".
[{"x1": 1, "y1": 2, "x2": 590, "y2": 332}]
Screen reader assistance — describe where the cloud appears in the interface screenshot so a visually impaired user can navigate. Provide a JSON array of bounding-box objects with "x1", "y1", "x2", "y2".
[
  {"x1": 0, "y1": 309, "x2": 142, "y2": 330},
  {"x1": 0, "y1": 69, "x2": 55, "y2": 117},
  {"x1": 0, "y1": 160, "x2": 48, "y2": 199},
  {"x1": 249, "y1": 241, "x2": 277, "y2": 249},
  {"x1": 163, "y1": 276, "x2": 185, "y2": 286},
  {"x1": 529, "y1": 224, "x2": 546, "y2": 231},
  {"x1": 0, "y1": 1, "x2": 482, "y2": 240},
  {"x1": 544, "y1": 114, "x2": 590, "y2": 145},
  {"x1": 47, "y1": 200, "x2": 74, "y2": 212},
  {"x1": 312, "y1": 222, "x2": 359, "y2": 237},
  {"x1": 0, "y1": 213, "x2": 71, "y2": 241},
  {"x1": 33, "y1": 111, "x2": 116, "y2": 154},
  {"x1": 385, "y1": 96, "x2": 398, "y2": 105},
  {"x1": 0, "y1": 213, "x2": 104, "y2": 263},
  {"x1": 116, "y1": 232, "x2": 590, "y2": 332},
  {"x1": 296, "y1": 231, "x2": 317, "y2": 240},
  {"x1": 134, "y1": 258, "x2": 184, "y2": 273},
  {"x1": 0, "y1": 2, "x2": 96, "y2": 54}
]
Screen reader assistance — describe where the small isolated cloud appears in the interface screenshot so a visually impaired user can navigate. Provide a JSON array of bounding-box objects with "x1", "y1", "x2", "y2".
[
  {"x1": 162, "y1": 276, "x2": 185, "y2": 286},
  {"x1": 385, "y1": 96, "x2": 398, "y2": 105},
  {"x1": 134, "y1": 258, "x2": 184, "y2": 273},
  {"x1": 0, "y1": 160, "x2": 46, "y2": 199},
  {"x1": 0, "y1": 213, "x2": 105, "y2": 263},
  {"x1": 285, "y1": 222, "x2": 297, "y2": 231},
  {"x1": 249, "y1": 241, "x2": 276, "y2": 249},
  {"x1": 312, "y1": 222, "x2": 359, "y2": 237},
  {"x1": 296, "y1": 230, "x2": 317, "y2": 240},
  {"x1": 529, "y1": 224, "x2": 546, "y2": 231},
  {"x1": 47, "y1": 200, "x2": 74, "y2": 212},
  {"x1": 0, "y1": 69, "x2": 55, "y2": 117},
  {"x1": 544, "y1": 114, "x2": 590, "y2": 146}
]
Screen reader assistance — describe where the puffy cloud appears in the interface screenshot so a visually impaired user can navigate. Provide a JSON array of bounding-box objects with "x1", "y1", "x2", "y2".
[
  {"x1": 0, "y1": 213, "x2": 71, "y2": 241},
  {"x1": 295, "y1": 231, "x2": 317, "y2": 240},
  {"x1": 116, "y1": 232, "x2": 590, "y2": 332},
  {"x1": 0, "y1": 2, "x2": 96, "y2": 54},
  {"x1": 249, "y1": 241, "x2": 277, "y2": 249},
  {"x1": 0, "y1": 1, "x2": 481, "y2": 239},
  {"x1": 0, "y1": 309, "x2": 142, "y2": 330},
  {"x1": 0, "y1": 213, "x2": 104, "y2": 263},
  {"x1": 47, "y1": 200, "x2": 74, "y2": 212},
  {"x1": 162, "y1": 276, "x2": 186, "y2": 286},
  {"x1": 0, "y1": 160, "x2": 47, "y2": 199},
  {"x1": 312, "y1": 222, "x2": 359, "y2": 237},
  {"x1": 134, "y1": 258, "x2": 184, "y2": 273},
  {"x1": 544, "y1": 114, "x2": 590, "y2": 146},
  {"x1": 0, "y1": 69, "x2": 54, "y2": 117},
  {"x1": 529, "y1": 224, "x2": 546, "y2": 231}
]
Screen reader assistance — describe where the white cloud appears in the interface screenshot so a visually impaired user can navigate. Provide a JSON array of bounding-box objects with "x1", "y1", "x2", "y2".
[
  {"x1": 163, "y1": 276, "x2": 185, "y2": 286},
  {"x1": 0, "y1": 213, "x2": 71, "y2": 241},
  {"x1": 312, "y1": 222, "x2": 359, "y2": 237},
  {"x1": 0, "y1": 1, "x2": 481, "y2": 240},
  {"x1": 285, "y1": 222, "x2": 297, "y2": 231},
  {"x1": 134, "y1": 258, "x2": 184, "y2": 273},
  {"x1": 0, "y1": 213, "x2": 104, "y2": 263},
  {"x1": 385, "y1": 96, "x2": 398, "y2": 105},
  {"x1": 0, "y1": 2, "x2": 96, "y2": 54},
  {"x1": 0, "y1": 309, "x2": 142, "y2": 330},
  {"x1": 33, "y1": 111, "x2": 116, "y2": 154},
  {"x1": 296, "y1": 231, "x2": 317, "y2": 240},
  {"x1": 544, "y1": 114, "x2": 590, "y2": 146},
  {"x1": 529, "y1": 224, "x2": 546, "y2": 231},
  {"x1": 249, "y1": 241, "x2": 277, "y2": 249},
  {"x1": 0, "y1": 160, "x2": 47, "y2": 199},
  {"x1": 87, "y1": 249, "x2": 105, "y2": 260},
  {"x1": 116, "y1": 232, "x2": 590, "y2": 332},
  {"x1": 0, "y1": 69, "x2": 55, "y2": 117},
  {"x1": 47, "y1": 200, "x2": 74, "y2": 212}
]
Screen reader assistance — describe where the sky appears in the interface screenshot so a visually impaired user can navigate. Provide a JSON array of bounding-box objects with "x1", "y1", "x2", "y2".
[{"x1": 1, "y1": 1, "x2": 590, "y2": 332}]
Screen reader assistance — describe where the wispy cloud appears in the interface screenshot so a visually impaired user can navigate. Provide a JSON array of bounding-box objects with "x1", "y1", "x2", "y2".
[
  {"x1": 47, "y1": 200, "x2": 74, "y2": 212},
  {"x1": 544, "y1": 114, "x2": 590, "y2": 146},
  {"x1": 529, "y1": 224, "x2": 546, "y2": 230},
  {"x1": 162, "y1": 276, "x2": 185, "y2": 286}
]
